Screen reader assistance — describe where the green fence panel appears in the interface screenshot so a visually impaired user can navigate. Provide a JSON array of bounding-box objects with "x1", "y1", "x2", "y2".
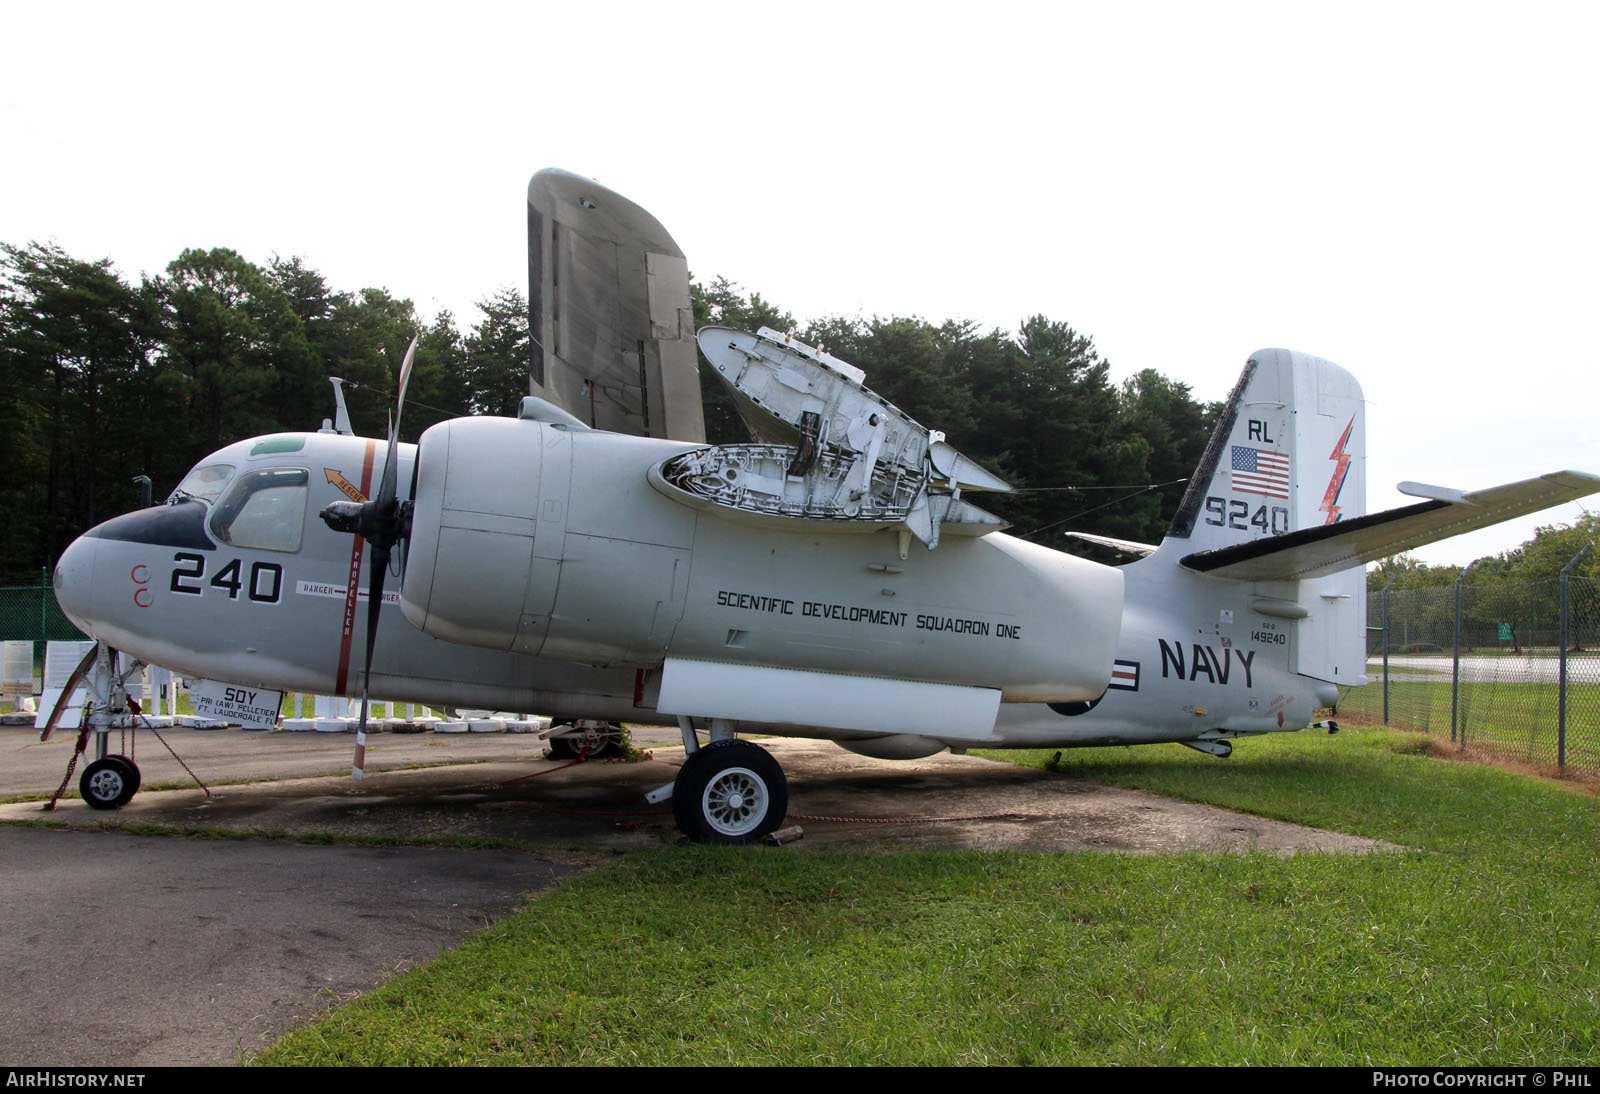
[{"x1": 0, "y1": 584, "x2": 89, "y2": 644}]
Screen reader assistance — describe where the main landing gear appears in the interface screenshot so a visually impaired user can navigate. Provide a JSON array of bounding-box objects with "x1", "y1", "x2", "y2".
[
  {"x1": 655, "y1": 718, "x2": 788, "y2": 843},
  {"x1": 547, "y1": 720, "x2": 625, "y2": 759}
]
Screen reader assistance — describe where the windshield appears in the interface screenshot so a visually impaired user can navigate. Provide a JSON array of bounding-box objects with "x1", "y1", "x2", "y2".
[
  {"x1": 208, "y1": 467, "x2": 310, "y2": 553},
  {"x1": 169, "y1": 463, "x2": 235, "y2": 504}
]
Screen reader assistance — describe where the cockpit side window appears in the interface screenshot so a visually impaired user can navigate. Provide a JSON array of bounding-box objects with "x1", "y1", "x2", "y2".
[
  {"x1": 170, "y1": 463, "x2": 235, "y2": 504},
  {"x1": 208, "y1": 468, "x2": 310, "y2": 553}
]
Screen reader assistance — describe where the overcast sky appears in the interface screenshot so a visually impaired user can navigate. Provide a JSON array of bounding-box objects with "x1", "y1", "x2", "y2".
[{"x1": 6, "y1": 1, "x2": 1595, "y2": 565}]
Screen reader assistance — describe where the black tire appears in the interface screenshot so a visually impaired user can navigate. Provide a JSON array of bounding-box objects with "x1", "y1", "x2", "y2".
[
  {"x1": 671, "y1": 739, "x2": 787, "y2": 844},
  {"x1": 80, "y1": 756, "x2": 139, "y2": 810},
  {"x1": 109, "y1": 755, "x2": 141, "y2": 798}
]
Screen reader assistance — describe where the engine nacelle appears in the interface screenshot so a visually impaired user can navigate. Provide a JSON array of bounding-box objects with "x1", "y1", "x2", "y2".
[{"x1": 401, "y1": 417, "x2": 700, "y2": 665}]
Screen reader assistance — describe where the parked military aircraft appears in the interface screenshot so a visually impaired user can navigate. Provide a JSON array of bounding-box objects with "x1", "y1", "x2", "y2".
[{"x1": 49, "y1": 169, "x2": 1600, "y2": 842}]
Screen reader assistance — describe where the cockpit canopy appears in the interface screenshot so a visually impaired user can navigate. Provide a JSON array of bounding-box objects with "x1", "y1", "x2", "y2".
[
  {"x1": 169, "y1": 462, "x2": 235, "y2": 504},
  {"x1": 167, "y1": 452, "x2": 310, "y2": 555}
]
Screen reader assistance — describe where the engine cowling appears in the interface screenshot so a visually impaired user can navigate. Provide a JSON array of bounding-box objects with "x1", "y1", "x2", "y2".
[{"x1": 401, "y1": 417, "x2": 699, "y2": 665}]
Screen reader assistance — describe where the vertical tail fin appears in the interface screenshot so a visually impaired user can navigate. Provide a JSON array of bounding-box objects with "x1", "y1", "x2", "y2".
[
  {"x1": 1164, "y1": 349, "x2": 1368, "y2": 687},
  {"x1": 1166, "y1": 348, "x2": 1366, "y2": 552}
]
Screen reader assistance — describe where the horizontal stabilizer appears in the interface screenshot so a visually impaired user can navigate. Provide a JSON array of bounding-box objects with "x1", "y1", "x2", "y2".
[
  {"x1": 1064, "y1": 531, "x2": 1159, "y2": 559},
  {"x1": 1181, "y1": 470, "x2": 1600, "y2": 581}
]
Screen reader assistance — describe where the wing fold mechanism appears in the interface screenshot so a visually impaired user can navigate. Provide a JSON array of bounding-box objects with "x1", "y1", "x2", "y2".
[
  {"x1": 1181, "y1": 470, "x2": 1600, "y2": 582},
  {"x1": 649, "y1": 327, "x2": 1012, "y2": 549}
]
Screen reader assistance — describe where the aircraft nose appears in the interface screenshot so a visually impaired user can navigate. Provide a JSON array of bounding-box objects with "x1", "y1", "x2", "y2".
[{"x1": 53, "y1": 533, "x2": 99, "y2": 633}]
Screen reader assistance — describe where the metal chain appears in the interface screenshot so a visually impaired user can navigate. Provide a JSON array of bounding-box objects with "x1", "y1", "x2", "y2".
[{"x1": 42, "y1": 726, "x2": 92, "y2": 812}]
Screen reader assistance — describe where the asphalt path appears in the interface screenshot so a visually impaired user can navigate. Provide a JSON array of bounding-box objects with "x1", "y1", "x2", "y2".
[
  {"x1": 0, "y1": 826, "x2": 576, "y2": 1066},
  {"x1": 0, "y1": 725, "x2": 598, "y2": 1065}
]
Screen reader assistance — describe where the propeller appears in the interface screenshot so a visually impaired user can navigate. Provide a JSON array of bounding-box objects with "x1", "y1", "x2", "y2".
[{"x1": 319, "y1": 336, "x2": 419, "y2": 778}]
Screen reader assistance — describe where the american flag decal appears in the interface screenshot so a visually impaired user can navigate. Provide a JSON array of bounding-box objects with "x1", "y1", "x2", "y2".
[
  {"x1": 1108, "y1": 660, "x2": 1140, "y2": 692},
  {"x1": 1231, "y1": 445, "x2": 1290, "y2": 499}
]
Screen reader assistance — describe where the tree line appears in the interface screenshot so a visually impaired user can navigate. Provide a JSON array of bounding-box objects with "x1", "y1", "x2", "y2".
[
  {"x1": 1366, "y1": 517, "x2": 1600, "y2": 651},
  {"x1": 691, "y1": 277, "x2": 1216, "y2": 554},
  {"x1": 0, "y1": 242, "x2": 530, "y2": 583},
  {"x1": 51, "y1": 242, "x2": 1600, "y2": 597}
]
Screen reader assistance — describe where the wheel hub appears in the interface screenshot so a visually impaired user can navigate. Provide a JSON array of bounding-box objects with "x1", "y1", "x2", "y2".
[
  {"x1": 87, "y1": 769, "x2": 123, "y2": 800},
  {"x1": 703, "y1": 767, "x2": 766, "y2": 836}
]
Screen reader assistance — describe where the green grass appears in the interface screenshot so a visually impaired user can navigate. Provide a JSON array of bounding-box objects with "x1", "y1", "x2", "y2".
[{"x1": 255, "y1": 727, "x2": 1600, "y2": 1066}]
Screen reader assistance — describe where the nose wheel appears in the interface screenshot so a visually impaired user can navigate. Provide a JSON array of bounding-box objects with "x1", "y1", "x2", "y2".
[
  {"x1": 671, "y1": 739, "x2": 787, "y2": 843},
  {"x1": 80, "y1": 755, "x2": 141, "y2": 810}
]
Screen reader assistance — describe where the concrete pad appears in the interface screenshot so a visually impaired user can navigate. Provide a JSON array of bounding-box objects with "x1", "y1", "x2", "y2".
[
  {"x1": 0, "y1": 723, "x2": 550, "y2": 800},
  {"x1": 2, "y1": 733, "x2": 1396, "y2": 855}
]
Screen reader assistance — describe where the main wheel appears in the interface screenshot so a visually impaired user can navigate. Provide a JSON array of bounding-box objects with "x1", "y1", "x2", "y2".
[
  {"x1": 671, "y1": 739, "x2": 787, "y2": 844},
  {"x1": 80, "y1": 755, "x2": 140, "y2": 810},
  {"x1": 548, "y1": 722, "x2": 622, "y2": 759}
]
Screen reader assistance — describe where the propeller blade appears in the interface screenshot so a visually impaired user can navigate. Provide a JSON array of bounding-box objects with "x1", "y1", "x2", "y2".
[
  {"x1": 376, "y1": 336, "x2": 419, "y2": 517},
  {"x1": 342, "y1": 332, "x2": 416, "y2": 781},
  {"x1": 353, "y1": 538, "x2": 390, "y2": 780},
  {"x1": 398, "y1": 446, "x2": 422, "y2": 580}
]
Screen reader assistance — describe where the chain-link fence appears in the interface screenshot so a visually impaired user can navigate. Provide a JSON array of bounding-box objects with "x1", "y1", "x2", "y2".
[
  {"x1": 1345, "y1": 575, "x2": 1600, "y2": 772},
  {"x1": 0, "y1": 582, "x2": 89, "y2": 677}
]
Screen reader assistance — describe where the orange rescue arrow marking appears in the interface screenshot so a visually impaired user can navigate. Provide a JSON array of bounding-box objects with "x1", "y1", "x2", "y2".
[{"x1": 325, "y1": 467, "x2": 368, "y2": 503}]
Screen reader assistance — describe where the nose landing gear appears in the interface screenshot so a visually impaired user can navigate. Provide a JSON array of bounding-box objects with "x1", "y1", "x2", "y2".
[
  {"x1": 79, "y1": 755, "x2": 141, "y2": 810},
  {"x1": 42, "y1": 643, "x2": 192, "y2": 812}
]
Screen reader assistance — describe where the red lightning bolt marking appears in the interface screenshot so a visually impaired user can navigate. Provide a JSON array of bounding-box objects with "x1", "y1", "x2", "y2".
[{"x1": 1319, "y1": 417, "x2": 1355, "y2": 525}]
